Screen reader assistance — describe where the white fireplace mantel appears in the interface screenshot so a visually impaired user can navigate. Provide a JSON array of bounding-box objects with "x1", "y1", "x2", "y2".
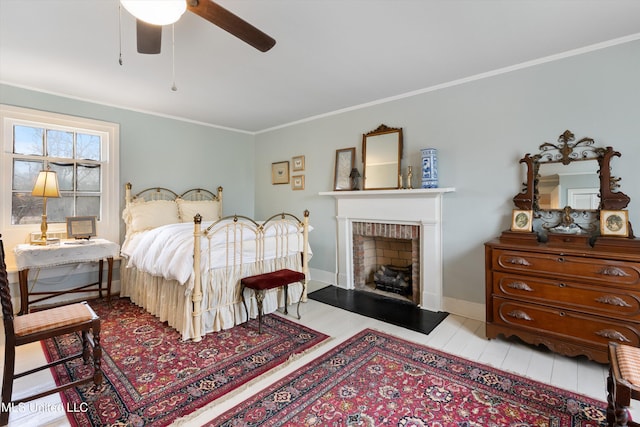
[{"x1": 320, "y1": 188, "x2": 455, "y2": 312}]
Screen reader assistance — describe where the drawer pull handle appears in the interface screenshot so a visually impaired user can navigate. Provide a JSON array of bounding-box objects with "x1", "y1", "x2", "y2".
[
  {"x1": 597, "y1": 266, "x2": 630, "y2": 277},
  {"x1": 505, "y1": 257, "x2": 532, "y2": 266},
  {"x1": 557, "y1": 257, "x2": 565, "y2": 263},
  {"x1": 595, "y1": 329, "x2": 631, "y2": 343},
  {"x1": 507, "y1": 310, "x2": 533, "y2": 321},
  {"x1": 507, "y1": 281, "x2": 533, "y2": 292},
  {"x1": 558, "y1": 283, "x2": 567, "y2": 288},
  {"x1": 595, "y1": 295, "x2": 632, "y2": 307}
]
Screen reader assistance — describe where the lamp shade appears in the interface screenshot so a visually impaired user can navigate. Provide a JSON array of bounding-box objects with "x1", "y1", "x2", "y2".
[
  {"x1": 31, "y1": 170, "x2": 60, "y2": 198},
  {"x1": 121, "y1": 0, "x2": 187, "y2": 26}
]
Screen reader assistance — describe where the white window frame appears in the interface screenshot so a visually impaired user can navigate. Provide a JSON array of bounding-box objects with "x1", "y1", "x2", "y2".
[{"x1": 1, "y1": 105, "x2": 120, "y2": 270}]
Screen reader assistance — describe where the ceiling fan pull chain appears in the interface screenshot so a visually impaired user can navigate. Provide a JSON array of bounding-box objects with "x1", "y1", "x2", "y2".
[
  {"x1": 171, "y1": 23, "x2": 177, "y2": 91},
  {"x1": 118, "y1": 2, "x2": 123, "y2": 66}
]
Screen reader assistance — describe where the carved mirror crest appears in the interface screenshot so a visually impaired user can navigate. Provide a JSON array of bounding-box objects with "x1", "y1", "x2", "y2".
[{"x1": 513, "y1": 130, "x2": 630, "y2": 237}]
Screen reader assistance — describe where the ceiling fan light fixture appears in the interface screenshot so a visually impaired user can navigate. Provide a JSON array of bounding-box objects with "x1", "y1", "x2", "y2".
[{"x1": 121, "y1": 0, "x2": 187, "y2": 26}]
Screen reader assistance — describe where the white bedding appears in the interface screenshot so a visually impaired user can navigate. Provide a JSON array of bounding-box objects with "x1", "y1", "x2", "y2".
[{"x1": 122, "y1": 220, "x2": 311, "y2": 286}]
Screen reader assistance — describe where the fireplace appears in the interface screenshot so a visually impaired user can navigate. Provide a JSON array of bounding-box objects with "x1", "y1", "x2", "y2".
[
  {"x1": 320, "y1": 188, "x2": 454, "y2": 312},
  {"x1": 352, "y1": 222, "x2": 420, "y2": 304}
]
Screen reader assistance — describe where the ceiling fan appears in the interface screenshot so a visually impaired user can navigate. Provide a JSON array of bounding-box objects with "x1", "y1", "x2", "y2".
[{"x1": 120, "y1": 0, "x2": 276, "y2": 54}]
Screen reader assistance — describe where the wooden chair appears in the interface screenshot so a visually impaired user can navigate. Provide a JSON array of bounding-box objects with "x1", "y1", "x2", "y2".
[
  {"x1": 0, "y1": 236, "x2": 102, "y2": 426},
  {"x1": 607, "y1": 341, "x2": 640, "y2": 427}
]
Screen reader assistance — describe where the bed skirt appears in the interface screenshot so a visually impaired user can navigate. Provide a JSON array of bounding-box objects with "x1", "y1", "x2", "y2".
[{"x1": 120, "y1": 254, "x2": 304, "y2": 340}]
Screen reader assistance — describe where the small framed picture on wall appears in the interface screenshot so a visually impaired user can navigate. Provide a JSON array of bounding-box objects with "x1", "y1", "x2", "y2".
[
  {"x1": 271, "y1": 161, "x2": 290, "y2": 185},
  {"x1": 292, "y1": 155, "x2": 305, "y2": 171},
  {"x1": 292, "y1": 175, "x2": 305, "y2": 190}
]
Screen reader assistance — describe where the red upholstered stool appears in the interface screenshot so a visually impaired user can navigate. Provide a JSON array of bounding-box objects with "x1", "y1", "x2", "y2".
[{"x1": 240, "y1": 269, "x2": 305, "y2": 333}]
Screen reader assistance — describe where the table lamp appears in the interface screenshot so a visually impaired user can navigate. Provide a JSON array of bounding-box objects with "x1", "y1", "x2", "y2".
[{"x1": 31, "y1": 168, "x2": 60, "y2": 245}]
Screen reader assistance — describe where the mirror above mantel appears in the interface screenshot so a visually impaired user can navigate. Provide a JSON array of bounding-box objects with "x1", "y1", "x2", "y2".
[
  {"x1": 362, "y1": 124, "x2": 403, "y2": 190},
  {"x1": 512, "y1": 129, "x2": 632, "y2": 239}
]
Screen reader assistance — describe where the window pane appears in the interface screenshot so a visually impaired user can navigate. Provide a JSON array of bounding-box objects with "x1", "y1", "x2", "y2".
[
  {"x1": 14, "y1": 125, "x2": 44, "y2": 156},
  {"x1": 47, "y1": 130, "x2": 73, "y2": 158},
  {"x1": 77, "y1": 196, "x2": 100, "y2": 219},
  {"x1": 13, "y1": 159, "x2": 43, "y2": 191},
  {"x1": 77, "y1": 164, "x2": 100, "y2": 191},
  {"x1": 11, "y1": 193, "x2": 41, "y2": 225},
  {"x1": 50, "y1": 163, "x2": 74, "y2": 191},
  {"x1": 47, "y1": 196, "x2": 73, "y2": 223},
  {"x1": 77, "y1": 133, "x2": 101, "y2": 161}
]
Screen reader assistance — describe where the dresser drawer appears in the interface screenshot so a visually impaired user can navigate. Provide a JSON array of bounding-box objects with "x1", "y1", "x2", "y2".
[
  {"x1": 493, "y1": 272, "x2": 640, "y2": 320},
  {"x1": 492, "y1": 249, "x2": 640, "y2": 287},
  {"x1": 492, "y1": 298, "x2": 640, "y2": 348}
]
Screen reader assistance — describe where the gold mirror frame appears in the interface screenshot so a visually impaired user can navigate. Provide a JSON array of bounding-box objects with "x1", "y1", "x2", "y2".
[
  {"x1": 513, "y1": 130, "x2": 630, "y2": 236},
  {"x1": 362, "y1": 124, "x2": 403, "y2": 190}
]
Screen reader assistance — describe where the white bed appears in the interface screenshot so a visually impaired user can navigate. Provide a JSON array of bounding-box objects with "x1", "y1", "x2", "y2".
[{"x1": 119, "y1": 183, "x2": 310, "y2": 341}]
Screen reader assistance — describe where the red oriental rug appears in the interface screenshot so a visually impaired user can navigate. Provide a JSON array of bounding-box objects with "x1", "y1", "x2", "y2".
[
  {"x1": 210, "y1": 329, "x2": 607, "y2": 426},
  {"x1": 42, "y1": 298, "x2": 329, "y2": 426}
]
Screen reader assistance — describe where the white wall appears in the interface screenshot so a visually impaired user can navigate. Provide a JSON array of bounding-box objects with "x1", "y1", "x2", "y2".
[{"x1": 254, "y1": 39, "x2": 640, "y2": 305}]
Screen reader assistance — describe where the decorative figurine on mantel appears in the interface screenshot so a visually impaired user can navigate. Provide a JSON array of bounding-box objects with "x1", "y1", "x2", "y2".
[
  {"x1": 349, "y1": 168, "x2": 361, "y2": 191},
  {"x1": 407, "y1": 166, "x2": 413, "y2": 189},
  {"x1": 421, "y1": 148, "x2": 438, "y2": 188}
]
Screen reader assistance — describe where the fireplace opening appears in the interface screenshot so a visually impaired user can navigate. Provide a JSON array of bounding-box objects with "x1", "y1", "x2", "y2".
[
  {"x1": 374, "y1": 264, "x2": 412, "y2": 296},
  {"x1": 352, "y1": 222, "x2": 420, "y2": 304}
]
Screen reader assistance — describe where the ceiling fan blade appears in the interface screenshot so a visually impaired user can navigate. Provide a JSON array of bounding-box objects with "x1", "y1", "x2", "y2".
[
  {"x1": 136, "y1": 20, "x2": 162, "y2": 54},
  {"x1": 187, "y1": 0, "x2": 276, "y2": 52}
]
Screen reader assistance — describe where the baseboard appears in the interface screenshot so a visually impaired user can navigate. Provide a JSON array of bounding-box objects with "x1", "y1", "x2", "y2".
[
  {"x1": 442, "y1": 296, "x2": 485, "y2": 322},
  {"x1": 308, "y1": 268, "x2": 335, "y2": 286}
]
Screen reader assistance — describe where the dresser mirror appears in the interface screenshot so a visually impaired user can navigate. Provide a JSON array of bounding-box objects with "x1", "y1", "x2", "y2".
[
  {"x1": 512, "y1": 129, "x2": 630, "y2": 238},
  {"x1": 362, "y1": 124, "x2": 403, "y2": 190}
]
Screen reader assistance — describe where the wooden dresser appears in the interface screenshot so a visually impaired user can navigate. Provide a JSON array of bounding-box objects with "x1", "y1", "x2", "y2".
[{"x1": 485, "y1": 232, "x2": 640, "y2": 363}]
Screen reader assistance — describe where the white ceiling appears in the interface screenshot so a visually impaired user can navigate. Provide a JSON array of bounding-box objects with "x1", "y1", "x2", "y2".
[{"x1": 1, "y1": 0, "x2": 640, "y2": 133}]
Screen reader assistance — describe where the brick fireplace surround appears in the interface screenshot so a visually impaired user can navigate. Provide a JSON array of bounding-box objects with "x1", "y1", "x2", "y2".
[
  {"x1": 320, "y1": 188, "x2": 454, "y2": 312},
  {"x1": 352, "y1": 222, "x2": 420, "y2": 304}
]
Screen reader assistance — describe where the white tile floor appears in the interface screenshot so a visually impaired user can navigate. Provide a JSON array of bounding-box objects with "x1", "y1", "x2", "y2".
[{"x1": 0, "y1": 281, "x2": 613, "y2": 426}]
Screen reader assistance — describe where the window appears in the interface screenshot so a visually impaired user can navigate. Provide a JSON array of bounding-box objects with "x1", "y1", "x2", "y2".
[
  {"x1": 12, "y1": 125, "x2": 103, "y2": 224},
  {"x1": 1, "y1": 105, "x2": 120, "y2": 262}
]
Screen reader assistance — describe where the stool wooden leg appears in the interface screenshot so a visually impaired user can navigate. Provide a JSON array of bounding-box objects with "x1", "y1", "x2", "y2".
[
  {"x1": 296, "y1": 280, "x2": 305, "y2": 320},
  {"x1": 240, "y1": 284, "x2": 249, "y2": 327},
  {"x1": 255, "y1": 290, "x2": 265, "y2": 334},
  {"x1": 283, "y1": 284, "x2": 289, "y2": 315}
]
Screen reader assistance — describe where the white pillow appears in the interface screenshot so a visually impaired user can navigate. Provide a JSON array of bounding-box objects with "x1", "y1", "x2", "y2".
[
  {"x1": 177, "y1": 199, "x2": 220, "y2": 222},
  {"x1": 124, "y1": 200, "x2": 180, "y2": 233}
]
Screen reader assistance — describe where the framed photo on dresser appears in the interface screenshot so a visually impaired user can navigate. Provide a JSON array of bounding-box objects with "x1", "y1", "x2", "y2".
[
  {"x1": 510, "y1": 210, "x2": 533, "y2": 232},
  {"x1": 600, "y1": 210, "x2": 629, "y2": 237}
]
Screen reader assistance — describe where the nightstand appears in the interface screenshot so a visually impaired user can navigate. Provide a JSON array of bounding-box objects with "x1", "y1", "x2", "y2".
[{"x1": 13, "y1": 238, "x2": 120, "y2": 314}]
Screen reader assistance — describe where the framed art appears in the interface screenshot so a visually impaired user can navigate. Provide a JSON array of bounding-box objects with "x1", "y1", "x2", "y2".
[
  {"x1": 271, "y1": 161, "x2": 290, "y2": 185},
  {"x1": 334, "y1": 147, "x2": 355, "y2": 191},
  {"x1": 510, "y1": 209, "x2": 533, "y2": 232},
  {"x1": 291, "y1": 175, "x2": 305, "y2": 190},
  {"x1": 66, "y1": 216, "x2": 97, "y2": 239},
  {"x1": 600, "y1": 210, "x2": 629, "y2": 237},
  {"x1": 292, "y1": 155, "x2": 305, "y2": 171}
]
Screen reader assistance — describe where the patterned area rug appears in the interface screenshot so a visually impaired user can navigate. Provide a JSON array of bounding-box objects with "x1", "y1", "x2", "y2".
[
  {"x1": 210, "y1": 329, "x2": 607, "y2": 426},
  {"x1": 42, "y1": 298, "x2": 329, "y2": 426}
]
